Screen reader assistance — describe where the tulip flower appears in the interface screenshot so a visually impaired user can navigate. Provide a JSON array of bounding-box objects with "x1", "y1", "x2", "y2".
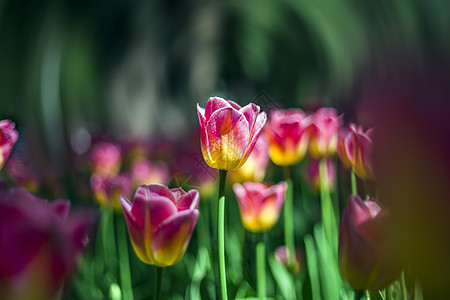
[
  {"x1": 305, "y1": 157, "x2": 336, "y2": 191},
  {"x1": 131, "y1": 157, "x2": 170, "y2": 187},
  {"x1": 229, "y1": 133, "x2": 269, "y2": 183},
  {"x1": 274, "y1": 246, "x2": 302, "y2": 274},
  {"x1": 0, "y1": 188, "x2": 94, "y2": 300},
  {"x1": 265, "y1": 109, "x2": 311, "y2": 166},
  {"x1": 344, "y1": 124, "x2": 374, "y2": 180},
  {"x1": 337, "y1": 127, "x2": 352, "y2": 169},
  {"x1": 4, "y1": 154, "x2": 41, "y2": 193},
  {"x1": 90, "y1": 141, "x2": 122, "y2": 177},
  {"x1": 197, "y1": 96, "x2": 267, "y2": 170},
  {"x1": 0, "y1": 120, "x2": 19, "y2": 170},
  {"x1": 339, "y1": 195, "x2": 401, "y2": 291},
  {"x1": 309, "y1": 107, "x2": 339, "y2": 158},
  {"x1": 120, "y1": 184, "x2": 199, "y2": 267},
  {"x1": 91, "y1": 173, "x2": 132, "y2": 211},
  {"x1": 233, "y1": 181, "x2": 287, "y2": 232}
]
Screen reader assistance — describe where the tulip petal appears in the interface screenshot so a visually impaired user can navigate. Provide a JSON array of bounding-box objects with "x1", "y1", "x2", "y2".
[
  {"x1": 176, "y1": 189, "x2": 200, "y2": 211},
  {"x1": 51, "y1": 200, "x2": 71, "y2": 221},
  {"x1": 198, "y1": 104, "x2": 213, "y2": 164},
  {"x1": 170, "y1": 187, "x2": 186, "y2": 202},
  {"x1": 205, "y1": 97, "x2": 234, "y2": 121},
  {"x1": 146, "y1": 184, "x2": 176, "y2": 203},
  {"x1": 151, "y1": 209, "x2": 199, "y2": 267},
  {"x1": 205, "y1": 107, "x2": 250, "y2": 170},
  {"x1": 237, "y1": 111, "x2": 267, "y2": 169},
  {"x1": 240, "y1": 103, "x2": 259, "y2": 131}
]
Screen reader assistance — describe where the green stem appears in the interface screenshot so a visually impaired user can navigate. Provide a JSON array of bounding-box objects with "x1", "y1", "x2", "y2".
[
  {"x1": 386, "y1": 285, "x2": 393, "y2": 300},
  {"x1": 154, "y1": 267, "x2": 163, "y2": 300},
  {"x1": 366, "y1": 290, "x2": 371, "y2": 300},
  {"x1": 218, "y1": 170, "x2": 228, "y2": 300},
  {"x1": 283, "y1": 167, "x2": 295, "y2": 268},
  {"x1": 319, "y1": 158, "x2": 338, "y2": 254},
  {"x1": 256, "y1": 233, "x2": 266, "y2": 299},
  {"x1": 400, "y1": 272, "x2": 407, "y2": 300},
  {"x1": 116, "y1": 215, "x2": 134, "y2": 300},
  {"x1": 351, "y1": 170, "x2": 358, "y2": 196}
]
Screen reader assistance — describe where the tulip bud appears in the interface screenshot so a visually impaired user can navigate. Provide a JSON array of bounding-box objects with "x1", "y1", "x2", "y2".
[
  {"x1": 274, "y1": 246, "x2": 303, "y2": 274},
  {"x1": 265, "y1": 109, "x2": 311, "y2": 166},
  {"x1": 233, "y1": 181, "x2": 287, "y2": 232},
  {"x1": 91, "y1": 173, "x2": 132, "y2": 211},
  {"x1": 197, "y1": 96, "x2": 267, "y2": 170},
  {"x1": 229, "y1": 134, "x2": 269, "y2": 183},
  {"x1": 0, "y1": 120, "x2": 19, "y2": 170},
  {"x1": 131, "y1": 157, "x2": 170, "y2": 187},
  {"x1": 309, "y1": 108, "x2": 339, "y2": 158},
  {"x1": 344, "y1": 124, "x2": 374, "y2": 180},
  {"x1": 339, "y1": 195, "x2": 401, "y2": 291},
  {"x1": 304, "y1": 157, "x2": 336, "y2": 191},
  {"x1": 90, "y1": 141, "x2": 122, "y2": 177},
  {"x1": 0, "y1": 189, "x2": 95, "y2": 300},
  {"x1": 120, "y1": 184, "x2": 199, "y2": 266}
]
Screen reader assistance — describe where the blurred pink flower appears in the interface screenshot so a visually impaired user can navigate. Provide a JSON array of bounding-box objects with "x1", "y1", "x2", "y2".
[
  {"x1": 197, "y1": 96, "x2": 266, "y2": 170},
  {"x1": 274, "y1": 246, "x2": 302, "y2": 274},
  {"x1": 0, "y1": 120, "x2": 19, "y2": 170},
  {"x1": 90, "y1": 141, "x2": 121, "y2": 177},
  {"x1": 339, "y1": 195, "x2": 400, "y2": 291},
  {"x1": 233, "y1": 181, "x2": 287, "y2": 232},
  {"x1": 265, "y1": 109, "x2": 311, "y2": 166},
  {"x1": 120, "y1": 184, "x2": 199, "y2": 266},
  {"x1": 131, "y1": 157, "x2": 170, "y2": 187},
  {"x1": 4, "y1": 154, "x2": 41, "y2": 193},
  {"x1": 337, "y1": 127, "x2": 352, "y2": 169},
  {"x1": 304, "y1": 157, "x2": 336, "y2": 191},
  {"x1": 90, "y1": 173, "x2": 132, "y2": 211},
  {"x1": 344, "y1": 124, "x2": 374, "y2": 180},
  {"x1": 308, "y1": 108, "x2": 339, "y2": 158},
  {"x1": 0, "y1": 189, "x2": 95, "y2": 300},
  {"x1": 229, "y1": 133, "x2": 269, "y2": 183}
]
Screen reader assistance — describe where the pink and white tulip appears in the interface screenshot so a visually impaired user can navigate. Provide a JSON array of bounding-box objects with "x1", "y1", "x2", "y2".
[{"x1": 0, "y1": 120, "x2": 19, "y2": 170}]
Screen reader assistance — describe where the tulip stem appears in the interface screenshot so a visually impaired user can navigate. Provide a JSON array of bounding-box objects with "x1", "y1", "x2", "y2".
[
  {"x1": 218, "y1": 170, "x2": 228, "y2": 300},
  {"x1": 256, "y1": 233, "x2": 266, "y2": 299},
  {"x1": 116, "y1": 215, "x2": 134, "y2": 300},
  {"x1": 400, "y1": 272, "x2": 407, "y2": 300},
  {"x1": 351, "y1": 170, "x2": 358, "y2": 196},
  {"x1": 154, "y1": 266, "x2": 163, "y2": 300},
  {"x1": 319, "y1": 158, "x2": 338, "y2": 254},
  {"x1": 283, "y1": 167, "x2": 295, "y2": 268}
]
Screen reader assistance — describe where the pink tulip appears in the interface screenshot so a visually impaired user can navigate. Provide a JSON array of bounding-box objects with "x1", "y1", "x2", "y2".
[
  {"x1": 337, "y1": 127, "x2": 352, "y2": 169},
  {"x1": 90, "y1": 141, "x2": 122, "y2": 177},
  {"x1": 233, "y1": 181, "x2": 287, "y2": 232},
  {"x1": 0, "y1": 189, "x2": 94, "y2": 300},
  {"x1": 265, "y1": 109, "x2": 311, "y2": 166},
  {"x1": 274, "y1": 246, "x2": 302, "y2": 274},
  {"x1": 309, "y1": 108, "x2": 339, "y2": 157},
  {"x1": 197, "y1": 96, "x2": 266, "y2": 170},
  {"x1": 229, "y1": 133, "x2": 269, "y2": 183},
  {"x1": 0, "y1": 120, "x2": 19, "y2": 170},
  {"x1": 91, "y1": 173, "x2": 132, "y2": 211},
  {"x1": 120, "y1": 184, "x2": 199, "y2": 266},
  {"x1": 344, "y1": 124, "x2": 374, "y2": 180},
  {"x1": 131, "y1": 157, "x2": 170, "y2": 187},
  {"x1": 339, "y1": 195, "x2": 401, "y2": 291},
  {"x1": 305, "y1": 157, "x2": 336, "y2": 191}
]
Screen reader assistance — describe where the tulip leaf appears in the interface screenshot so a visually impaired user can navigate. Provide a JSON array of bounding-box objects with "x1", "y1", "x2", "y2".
[
  {"x1": 304, "y1": 234, "x2": 321, "y2": 300},
  {"x1": 268, "y1": 254, "x2": 296, "y2": 300}
]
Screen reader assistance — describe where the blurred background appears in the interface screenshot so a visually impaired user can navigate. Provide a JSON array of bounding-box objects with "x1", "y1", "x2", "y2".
[{"x1": 2, "y1": 0, "x2": 449, "y2": 178}]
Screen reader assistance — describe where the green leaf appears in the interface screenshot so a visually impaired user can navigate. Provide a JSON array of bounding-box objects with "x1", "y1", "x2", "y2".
[{"x1": 268, "y1": 254, "x2": 296, "y2": 300}]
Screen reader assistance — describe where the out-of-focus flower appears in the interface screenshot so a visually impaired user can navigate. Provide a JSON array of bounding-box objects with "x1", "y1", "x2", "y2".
[
  {"x1": 337, "y1": 128, "x2": 352, "y2": 169},
  {"x1": 131, "y1": 157, "x2": 170, "y2": 187},
  {"x1": 233, "y1": 181, "x2": 287, "y2": 232},
  {"x1": 274, "y1": 246, "x2": 302, "y2": 274},
  {"x1": 91, "y1": 173, "x2": 132, "y2": 211},
  {"x1": 0, "y1": 189, "x2": 95, "y2": 300},
  {"x1": 309, "y1": 108, "x2": 339, "y2": 158},
  {"x1": 0, "y1": 120, "x2": 19, "y2": 170},
  {"x1": 304, "y1": 157, "x2": 336, "y2": 191},
  {"x1": 339, "y1": 195, "x2": 401, "y2": 291},
  {"x1": 197, "y1": 96, "x2": 267, "y2": 170},
  {"x1": 90, "y1": 141, "x2": 121, "y2": 177},
  {"x1": 229, "y1": 134, "x2": 269, "y2": 183},
  {"x1": 4, "y1": 154, "x2": 41, "y2": 193},
  {"x1": 344, "y1": 124, "x2": 374, "y2": 180},
  {"x1": 120, "y1": 184, "x2": 199, "y2": 266},
  {"x1": 265, "y1": 109, "x2": 311, "y2": 166}
]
